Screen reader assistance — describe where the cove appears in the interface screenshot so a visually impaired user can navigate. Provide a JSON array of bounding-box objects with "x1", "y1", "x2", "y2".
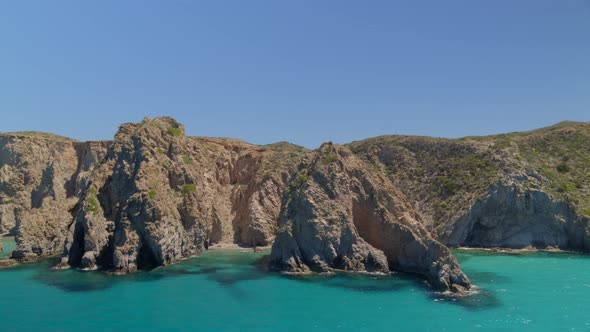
[{"x1": 0, "y1": 236, "x2": 15, "y2": 258}]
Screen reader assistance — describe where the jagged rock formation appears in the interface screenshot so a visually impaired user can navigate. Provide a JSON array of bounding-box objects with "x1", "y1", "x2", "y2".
[
  {"x1": 0, "y1": 132, "x2": 109, "y2": 260},
  {"x1": 58, "y1": 117, "x2": 306, "y2": 272},
  {"x1": 269, "y1": 143, "x2": 471, "y2": 293},
  {"x1": 348, "y1": 121, "x2": 590, "y2": 250},
  {"x1": 1, "y1": 117, "x2": 588, "y2": 294},
  {"x1": 0, "y1": 118, "x2": 306, "y2": 266}
]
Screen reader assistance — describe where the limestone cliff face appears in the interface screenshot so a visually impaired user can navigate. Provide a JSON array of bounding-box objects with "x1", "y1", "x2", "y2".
[
  {"x1": 269, "y1": 143, "x2": 471, "y2": 293},
  {"x1": 59, "y1": 117, "x2": 306, "y2": 272},
  {"x1": 0, "y1": 133, "x2": 108, "y2": 260}
]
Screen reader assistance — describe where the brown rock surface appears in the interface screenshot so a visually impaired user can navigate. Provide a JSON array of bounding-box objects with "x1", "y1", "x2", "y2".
[
  {"x1": 2, "y1": 117, "x2": 588, "y2": 295},
  {"x1": 59, "y1": 117, "x2": 306, "y2": 272},
  {"x1": 0, "y1": 132, "x2": 108, "y2": 260},
  {"x1": 269, "y1": 143, "x2": 471, "y2": 293},
  {"x1": 348, "y1": 122, "x2": 590, "y2": 251}
]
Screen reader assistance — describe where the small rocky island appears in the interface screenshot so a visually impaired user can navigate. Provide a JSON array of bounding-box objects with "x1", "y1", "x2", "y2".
[{"x1": 1, "y1": 117, "x2": 589, "y2": 294}]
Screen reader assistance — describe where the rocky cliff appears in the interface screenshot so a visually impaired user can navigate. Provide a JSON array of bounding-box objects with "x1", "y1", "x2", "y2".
[
  {"x1": 1, "y1": 117, "x2": 588, "y2": 294},
  {"x1": 0, "y1": 118, "x2": 306, "y2": 267},
  {"x1": 348, "y1": 121, "x2": 590, "y2": 250},
  {"x1": 0, "y1": 132, "x2": 109, "y2": 260},
  {"x1": 58, "y1": 117, "x2": 306, "y2": 272},
  {"x1": 269, "y1": 143, "x2": 471, "y2": 293}
]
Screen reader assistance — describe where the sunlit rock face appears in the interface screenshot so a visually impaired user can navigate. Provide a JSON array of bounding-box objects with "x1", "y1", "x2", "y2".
[
  {"x1": 269, "y1": 143, "x2": 471, "y2": 294},
  {"x1": 0, "y1": 131, "x2": 109, "y2": 260},
  {"x1": 1, "y1": 117, "x2": 588, "y2": 295},
  {"x1": 58, "y1": 117, "x2": 306, "y2": 272}
]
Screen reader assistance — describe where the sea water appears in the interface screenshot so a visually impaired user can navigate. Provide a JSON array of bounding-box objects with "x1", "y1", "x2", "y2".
[
  {"x1": 0, "y1": 236, "x2": 16, "y2": 258},
  {"x1": 0, "y1": 247, "x2": 589, "y2": 331}
]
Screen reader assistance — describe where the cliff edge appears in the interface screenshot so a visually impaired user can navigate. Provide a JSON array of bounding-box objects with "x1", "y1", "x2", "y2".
[{"x1": 269, "y1": 143, "x2": 471, "y2": 293}]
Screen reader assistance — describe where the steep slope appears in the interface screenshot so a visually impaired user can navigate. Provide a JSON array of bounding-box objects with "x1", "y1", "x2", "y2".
[
  {"x1": 58, "y1": 117, "x2": 307, "y2": 272},
  {"x1": 0, "y1": 132, "x2": 109, "y2": 260},
  {"x1": 348, "y1": 122, "x2": 590, "y2": 250},
  {"x1": 269, "y1": 143, "x2": 471, "y2": 293}
]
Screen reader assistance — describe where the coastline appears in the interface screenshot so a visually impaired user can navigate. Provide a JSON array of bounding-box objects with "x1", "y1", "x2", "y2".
[
  {"x1": 207, "y1": 243, "x2": 272, "y2": 252},
  {"x1": 452, "y1": 246, "x2": 587, "y2": 255},
  {"x1": 2, "y1": 242, "x2": 588, "y2": 272}
]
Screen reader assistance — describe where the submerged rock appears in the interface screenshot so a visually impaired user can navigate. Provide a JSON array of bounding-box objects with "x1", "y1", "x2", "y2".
[{"x1": 269, "y1": 143, "x2": 471, "y2": 293}]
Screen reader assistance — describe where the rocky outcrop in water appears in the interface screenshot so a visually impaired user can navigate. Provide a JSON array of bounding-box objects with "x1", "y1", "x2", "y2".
[
  {"x1": 58, "y1": 117, "x2": 306, "y2": 272},
  {"x1": 1, "y1": 117, "x2": 589, "y2": 294},
  {"x1": 269, "y1": 143, "x2": 471, "y2": 293}
]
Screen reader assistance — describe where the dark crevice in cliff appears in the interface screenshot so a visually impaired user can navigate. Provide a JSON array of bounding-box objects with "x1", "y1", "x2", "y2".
[
  {"x1": 68, "y1": 221, "x2": 85, "y2": 267},
  {"x1": 99, "y1": 179, "x2": 114, "y2": 220},
  {"x1": 136, "y1": 235, "x2": 161, "y2": 271},
  {"x1": 179, "y1": 202, "x2": 197, "y2": 231},
  {"x1": 209, "y1": 209, "x2": 223, "y2": 245},
  {"x1": 31, "y1": 164, "x2": 56, "y2": 208},
  {"x1": 97, "y1": 235, "x2": 115, "y2": 270},
  {"x1": 65, "y1": 143, "x2": 89, "y2": 198},
  {"x1": 0, "y1": 183, "x2": 17, "y2": 198},
  {"x1": 231, "y1": 187, "x2": 251, "y2": 246}
]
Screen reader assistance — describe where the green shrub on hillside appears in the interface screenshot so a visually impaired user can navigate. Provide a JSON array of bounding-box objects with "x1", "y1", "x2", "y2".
[
  {"x1": 322, "y1": 153, "x2": 337, "y2": 165},
  {"x1": 183, "y1": 184, "x2": 197, "y2": 194},
  {"x1": 298, "y1": 174, "x2": 309, "y2": 183},
  {"x1": 438, "y1": 176, "x2": 458, "y2": 196},
  {"x1": 556, "y1": 162, "x2": 571, "y2": 173},
  {"x1": 148, "y1": 190, "x2": 157, "y2": 199},
  {"x1": 167, "y1": 127, "x2": 181, "y2": 137},
  {"x1": 557, "y1": 182, "x2": 574, "y2": 193},
  {"x1": 288, "y1": 171, "x2": 310, "y2": 191},
  {"x1": 87, "y1": 195, "x2": 100, "y2": 212}
]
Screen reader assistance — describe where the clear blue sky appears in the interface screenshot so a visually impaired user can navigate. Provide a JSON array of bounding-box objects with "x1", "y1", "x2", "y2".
[{"x1": 1, "y1": 1, "x2": 589, "y2": 148}]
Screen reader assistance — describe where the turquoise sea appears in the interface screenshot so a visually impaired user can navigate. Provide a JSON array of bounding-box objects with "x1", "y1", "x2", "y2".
[{"x1": 0, "y1": 240, "x2": 589, "y2": 331}]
